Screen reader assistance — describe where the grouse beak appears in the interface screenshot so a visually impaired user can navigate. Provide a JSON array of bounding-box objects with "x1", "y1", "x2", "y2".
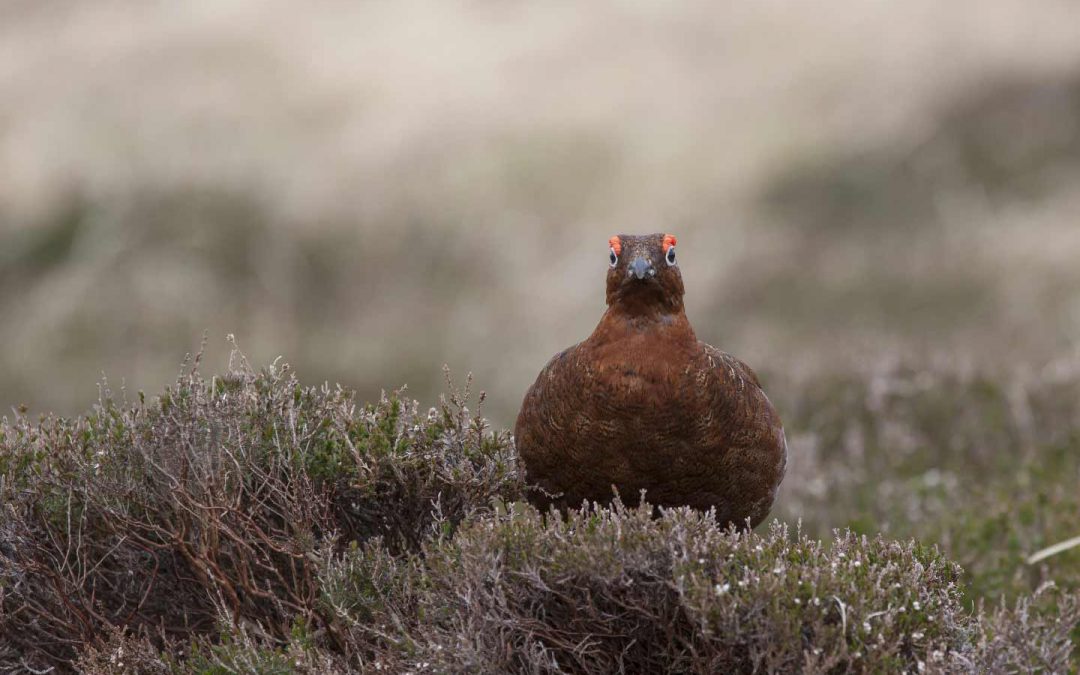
[{"x1": 629, "y1": 257, "x2": 655, "y2": 281}]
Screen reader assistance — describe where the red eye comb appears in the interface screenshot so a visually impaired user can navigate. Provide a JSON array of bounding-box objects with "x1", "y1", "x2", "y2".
[
  {"x1": 663, "y1": 234, "x2": 677, "y2": 252},
  {"x1": 608, "y1": 236, "x2": 622, "y2": 256}
]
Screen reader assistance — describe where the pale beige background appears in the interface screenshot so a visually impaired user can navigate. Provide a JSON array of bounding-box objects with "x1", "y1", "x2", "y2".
[{"x1": 3, "y1": 1, "x2": 1080, "y2": 426}]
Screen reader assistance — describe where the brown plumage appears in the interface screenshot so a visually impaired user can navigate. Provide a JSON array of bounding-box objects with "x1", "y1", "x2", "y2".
[{"x1": 514, "y1": 233, "x2": 787, "y2": 528}]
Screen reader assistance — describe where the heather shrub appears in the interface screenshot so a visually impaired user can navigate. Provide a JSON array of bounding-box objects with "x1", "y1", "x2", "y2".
[
  {"x1": 365, "y1": 503, "x2": 969, "y2": 673},
  {"x1": 314, "y1": 502, "x2": 1080, "y2": 673},
  {"x1": 775, "y1": 365, "x2": 1080, "y2": 601},
  {"x1": 73, "y1": 625, "x2": 171, "y2": 675},
  {"x1": 965, "y1": 585, "x2": 1080, "y2": 673},
  {"x1": 0, "y1": 351, "x2": 520, "y2": 672},
  {"x1": 2, "y1": 353, "x2": 1079, "y2": 673}
]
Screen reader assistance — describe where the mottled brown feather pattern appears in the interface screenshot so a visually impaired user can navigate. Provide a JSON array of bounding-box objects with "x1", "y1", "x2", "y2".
[{"x1": 515, "y1": 233, "x2": 787, "y2": 529}]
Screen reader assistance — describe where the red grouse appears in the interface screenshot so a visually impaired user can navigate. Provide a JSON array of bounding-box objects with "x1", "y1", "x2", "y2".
[{"x1": 515, "y1": 233, "x2": 787, "y2": 528}]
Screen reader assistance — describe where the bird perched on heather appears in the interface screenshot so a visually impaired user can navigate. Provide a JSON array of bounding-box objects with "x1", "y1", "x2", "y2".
[{"x1": 515, "y1": 233, "x2": 787, "y2": 529}]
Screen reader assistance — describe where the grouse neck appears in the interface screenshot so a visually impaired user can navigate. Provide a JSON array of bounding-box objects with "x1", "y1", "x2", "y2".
[{"x1": 593, "y1": 303, "x2": 697, "y2": 342}]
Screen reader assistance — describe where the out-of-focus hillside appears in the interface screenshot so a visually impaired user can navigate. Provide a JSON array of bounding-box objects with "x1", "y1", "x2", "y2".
[{"x1": 3, "y1": 1, "x2": 1080, "y2": 425}]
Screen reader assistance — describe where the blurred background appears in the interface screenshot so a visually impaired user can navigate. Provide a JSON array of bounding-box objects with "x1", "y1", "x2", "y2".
[{"x1": 4, "y1": 0, "x2": 1080, "y2": 428}]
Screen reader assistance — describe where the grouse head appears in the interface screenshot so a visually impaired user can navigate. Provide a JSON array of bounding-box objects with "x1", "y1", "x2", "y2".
[{"x1": 606, "y1": 233, "x2": 685, "y2": 315}]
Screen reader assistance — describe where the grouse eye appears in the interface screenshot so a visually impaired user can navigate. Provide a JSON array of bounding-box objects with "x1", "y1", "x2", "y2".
[
  {"x1": 665, "y1": 245, "x2": 676, "y2": 266},
  {"x1": 609, "y1": 247, "x2": 618, "y2": 267}
]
